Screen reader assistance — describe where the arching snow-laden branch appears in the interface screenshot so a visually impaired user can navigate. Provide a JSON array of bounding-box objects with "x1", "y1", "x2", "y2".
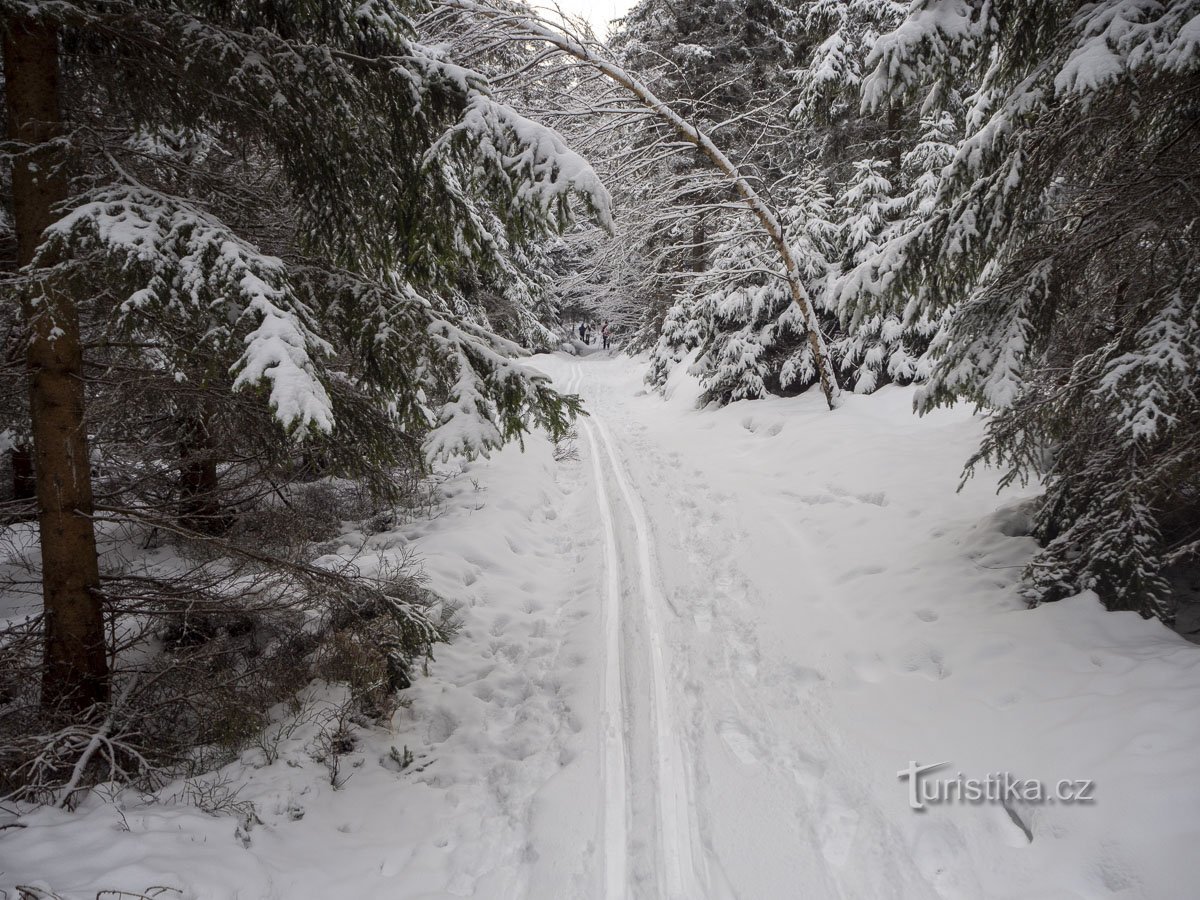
[{"x1": 436, "y1": 0, "x2": 843, "y2": 410}]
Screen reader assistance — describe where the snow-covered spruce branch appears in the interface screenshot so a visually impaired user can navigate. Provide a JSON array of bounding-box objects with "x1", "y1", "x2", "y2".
[{"x1": 435, "y1": 0, "x2": 842, "y2": 409}]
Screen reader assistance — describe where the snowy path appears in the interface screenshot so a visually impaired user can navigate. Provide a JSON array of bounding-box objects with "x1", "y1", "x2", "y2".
[
  {"x1": 7, "y1": 353, "x2": 1200, "y2": 899},
  {"x1": 570, "y1": 362, "x2": 709, "y2": 899},
  {"x1": 537, "y1": 353, "x2": 1200, "y2": 900},
  {"x1": 554, "y1": 356, "x2": 930, "y2": 899},
  {"x1": 568, "y1": 365, "x2": 631, "y2": 900}
]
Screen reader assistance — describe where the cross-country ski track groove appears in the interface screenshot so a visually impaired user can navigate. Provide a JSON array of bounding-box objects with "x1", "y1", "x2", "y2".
[
  {"x1": 570, "y1": 362, "x2": 709, "y2": 900},
  {"x1": 567, "y1": 365, "x2": 630, "y2": 900}
]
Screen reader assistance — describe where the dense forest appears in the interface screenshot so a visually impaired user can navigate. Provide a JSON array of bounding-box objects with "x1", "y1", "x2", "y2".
[{"x1": 2, "y1": 0, "x2": 1199, "y2": 896}]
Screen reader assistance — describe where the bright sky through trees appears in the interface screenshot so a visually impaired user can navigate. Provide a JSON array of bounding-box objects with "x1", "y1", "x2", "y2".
[{"x1": 539, "y1": 0, "x2": 634, "y2": 37}]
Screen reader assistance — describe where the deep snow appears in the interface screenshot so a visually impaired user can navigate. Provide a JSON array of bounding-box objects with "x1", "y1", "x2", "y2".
[{"x1": 4, "y1": 353, "x2": 1200, "y2": 899}]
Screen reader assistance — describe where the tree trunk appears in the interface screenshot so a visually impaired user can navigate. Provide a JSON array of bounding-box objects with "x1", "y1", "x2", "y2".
[
  {"x1": 886, "y1": 105, "x2": 903, "y2": 173},
  {"x1": 11, "y1": 444, "x2": 36, "y2": 502},
  {"x1": 4, "y1": 17, "x2": 109, "y2": 710},
  {"x1": 179, "y1": 413, "x2": 222, "y2": 534},
  {"x1": 691, "y1": 216, "x2": 706, "y2": 274},
  {"x1": 690, "y1": 148, "x2": 707, "y2": 274}
]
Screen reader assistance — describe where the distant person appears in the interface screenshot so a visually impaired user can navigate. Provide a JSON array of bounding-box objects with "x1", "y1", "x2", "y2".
[
  {"x1": 602, "y1": 321, "x2": 611, "y2": 350},
  {"x1": 578, "y1": 322, "x2": 587, "y2": 342}
]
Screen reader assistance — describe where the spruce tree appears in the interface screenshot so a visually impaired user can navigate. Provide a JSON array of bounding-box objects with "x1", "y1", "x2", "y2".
[
  {"x1": 2, "y1": 0, "x2": 608, "y2": 707},
  {"x1": 844, "y1": 0, "x2": 1200, "y2": 620}
]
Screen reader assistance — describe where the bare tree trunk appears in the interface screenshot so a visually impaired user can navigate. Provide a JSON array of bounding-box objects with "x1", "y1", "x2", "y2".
[
  {"x1": 4, "y1": 17, "x2": 109, "y2": 710},
  {"x1": 690, "y1": 148, "x2": 707, "y2": 274},
  {"x1": 886, "y1": 105, "x2": 903, "y2": 173}
]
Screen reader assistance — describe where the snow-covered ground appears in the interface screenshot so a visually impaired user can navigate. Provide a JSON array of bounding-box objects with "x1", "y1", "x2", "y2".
[{"x1": 5, "y1": 353, "x2": 1200, "y2": 899}]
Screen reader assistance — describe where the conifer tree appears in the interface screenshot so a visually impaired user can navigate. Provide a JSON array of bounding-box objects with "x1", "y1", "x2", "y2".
[
  {"x1": 2, "y1": 0, "x2": 608, "y2": 707},
  {"x1": 617, "y1": 0, "x2": 952, "y2": 402},
  {"x1": 843, "y1": 0, "x2": 1200, "y2": 620}
]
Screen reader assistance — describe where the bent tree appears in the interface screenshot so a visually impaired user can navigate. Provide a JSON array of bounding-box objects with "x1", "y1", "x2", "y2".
[{"x1": 437, "y1": 0, "x2": 844, "y2": 410}]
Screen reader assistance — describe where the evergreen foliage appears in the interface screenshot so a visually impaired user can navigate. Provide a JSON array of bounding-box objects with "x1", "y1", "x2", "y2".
[
  {"x1": 1, "y1": 0, "x2": 608, "y2": 786},
  {"x1": 838, "y1": 0, "x2": 1200, "y2": 619}
]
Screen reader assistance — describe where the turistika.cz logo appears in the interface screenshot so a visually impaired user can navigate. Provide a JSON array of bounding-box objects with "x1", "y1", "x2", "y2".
[{"x1": 897, "y1": 761, "x2": 1096, "y2": 811}]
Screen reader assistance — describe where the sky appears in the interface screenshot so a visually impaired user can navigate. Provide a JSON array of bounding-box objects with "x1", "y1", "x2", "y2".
[{"x1": 537, "y1": 0, "x2": 638, "y2": 38}]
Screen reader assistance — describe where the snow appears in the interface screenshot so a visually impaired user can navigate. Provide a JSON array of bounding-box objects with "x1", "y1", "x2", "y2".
[
  {"x1": 429, "y1": 93, "x2": 614, "y2": 232},
  {"x1": 232, "y1": 287, "x2": 335, "y2": 438},
  {"x1": 45, "y1": 184, "x2": 336, "y2": 438},
  {"x1": 860, "y1": 0, "x2": 984, "y2": 113},
  {"x1": 5, "y1": 353, "x2": 1200, "y2": 898}
]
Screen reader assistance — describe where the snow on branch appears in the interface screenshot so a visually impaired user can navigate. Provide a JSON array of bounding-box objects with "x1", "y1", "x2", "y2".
[
  {"x1": 409, "y1": 36, "x2": 613, "y2": 232},
  {"x1": 429, "y1": 91, "x2": 614, "y2": 230},
  {"x1": 434, "y1": 0, "x2": 843, "y2": 409},
  {"x1": 38, "y1": 183, "x2": 334, "y2": 437},
  {"x1": 307, "y1": 267, "x2": 575, "y2": 462},
  {"x1": 1097, "y1": 289, "x2": 1199, "y2": 440},
  {"x1": 1055, "y1": 1, "x2": 1200, "y2": 96},
  {"x1": 860, "y1": 0, "x2": 989, "y2": 113}
]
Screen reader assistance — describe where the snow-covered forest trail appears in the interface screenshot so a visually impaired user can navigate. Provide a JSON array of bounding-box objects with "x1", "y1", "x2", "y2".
[
  {"x1": 7, "y1": 352, "x2": 1200, "y2": 899},
  {"x1": 534, "y1": 352, "x2": 1200, "y2": 900},
  {"x1": 551, "y1": 355, "x2": 937, "y2": 899}
]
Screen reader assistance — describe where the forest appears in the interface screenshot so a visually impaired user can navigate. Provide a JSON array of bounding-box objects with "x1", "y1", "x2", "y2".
[{"x1": 2, "y1": 0, "x2": 1199, "y2": 897}]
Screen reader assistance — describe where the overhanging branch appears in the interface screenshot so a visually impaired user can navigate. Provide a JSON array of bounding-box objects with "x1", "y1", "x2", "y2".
[{"x1": 437, "y1": 0, "x2": 842, "y2": 409}]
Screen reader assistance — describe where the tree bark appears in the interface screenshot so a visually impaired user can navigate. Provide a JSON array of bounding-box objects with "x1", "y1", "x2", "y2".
[
  {"x1": 4, "y1": 16, "x2": 109, "y2": 710},
  {"x1": 179, "y1": 413, "x2": 222, "y2": 534}
]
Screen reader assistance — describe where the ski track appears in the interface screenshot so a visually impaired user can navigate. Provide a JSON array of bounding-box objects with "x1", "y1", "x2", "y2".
[
  {"x1": 569, "y1": 361, "x2": 710, "y2": 900},
  {"x1": 558, "y1": 355, "x2": 937, "y2": 900},
  {"x1": 570, "y1": 366, "x2": 630, "y2": 900}
]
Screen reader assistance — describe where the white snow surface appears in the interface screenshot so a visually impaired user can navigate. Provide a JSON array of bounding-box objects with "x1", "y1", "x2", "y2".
[{"x1": 4, "y1": 353, "x2": 1200, "y2": 899}]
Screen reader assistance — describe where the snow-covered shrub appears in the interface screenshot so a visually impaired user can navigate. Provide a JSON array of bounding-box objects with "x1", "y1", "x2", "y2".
[{"x1": 0, "y1": 540, "x2": 453, "y2": 807}]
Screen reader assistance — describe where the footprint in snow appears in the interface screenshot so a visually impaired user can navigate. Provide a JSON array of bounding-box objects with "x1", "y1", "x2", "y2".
[
  {"x1": 718, "y1": 721, "x2": 760, "y2": 765},
  {"x1": 826, "y1": 485, "x2": 890, "y2": 507},
  {"x1": 783, "y1": 663, "x2": 823, "y2": 689},
  {"x1": 816, "y1": 793, "x2": 860, "y2": 868},
  {"x1": 427, "y1": 709, "x2": 459, "y2": 744},
  {"x1": 835, "y1": 563, "x2": 887, "y2": 583},
  {"x1": 782, "y1": 489, "x2": 843, "y2": 506},
  {"x1": 899, "y1": 646, "x2": 950, "y2": 680},
  {"x1": 856, "y1": 490, "x2": 888, "y2": 507}
]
